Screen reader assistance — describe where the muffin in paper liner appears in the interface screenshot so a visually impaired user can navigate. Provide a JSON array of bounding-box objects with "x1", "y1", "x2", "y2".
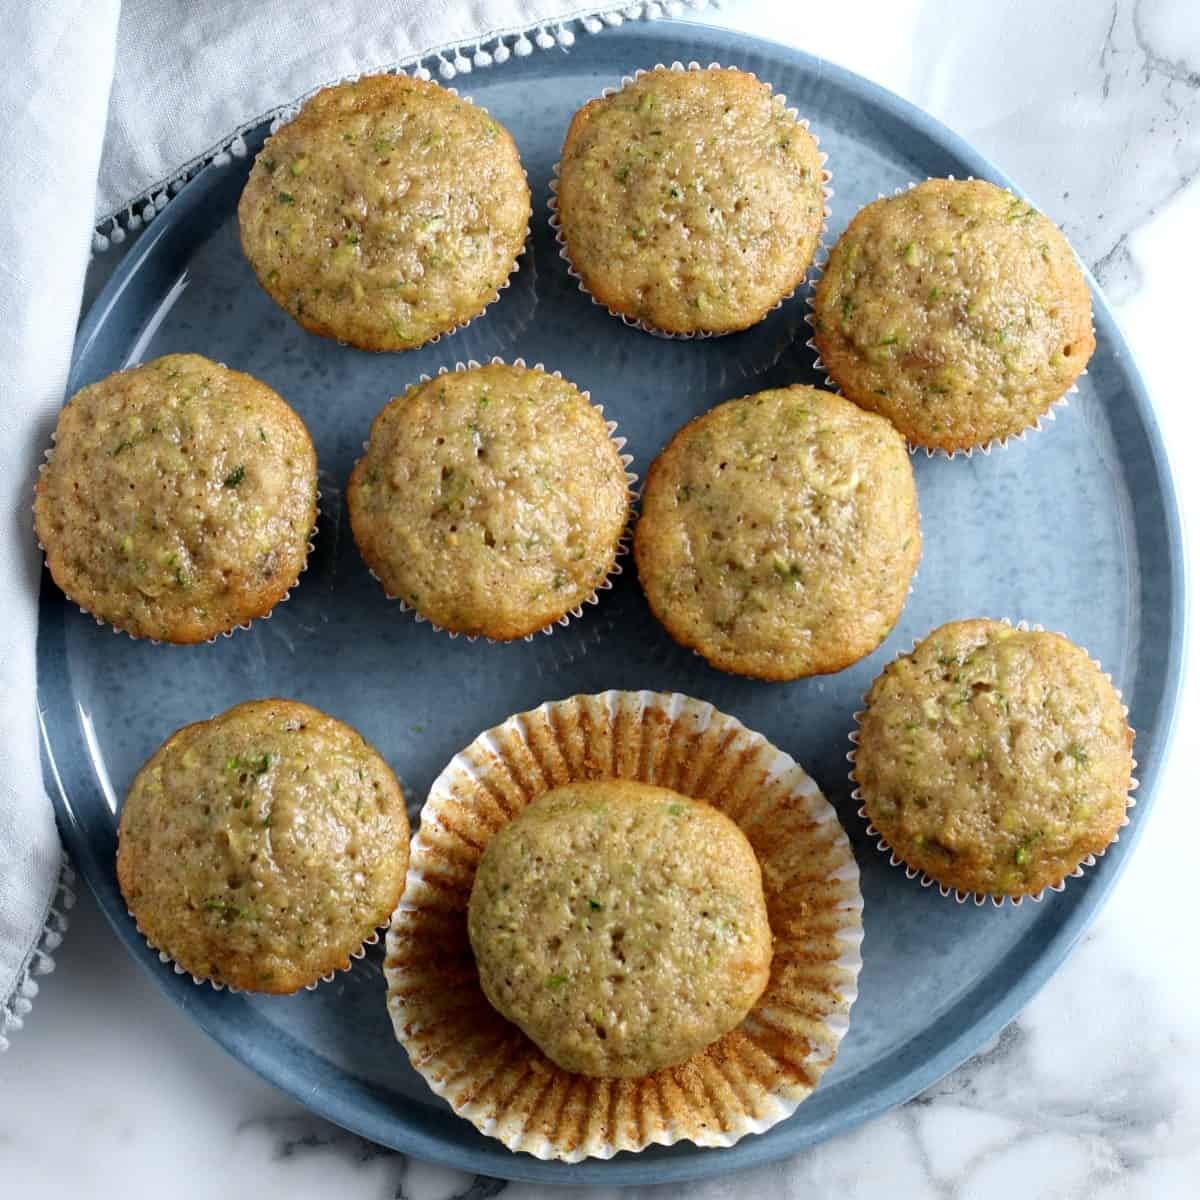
[
  {"x1": 118, "y1": 698, "x2": 410, "y2": 994},
  {"x1": 632, "y1": 384, "x2": 922, "y2": 681},
  {"x1": 847, "y1": 619, "x2": 1137, "y2": 908},
  {"x1": 241, "y1": 73, "x2": 531, "y2": 354},
  {"x1": 350, "y1": 357, "x2": 637, "y2": 644},
  {"x1": 34, "y1": 358, "x2": 319, "y2": 647},
  {"x1": 384, "y1": 690, "x2": 864, "y2": 1161},
  {"x1": 548, "y1": 61, "x2": 832, "y2": 341},
  {"x1": 805, "y1": 177, "x2": 1093, "y2": 460}
]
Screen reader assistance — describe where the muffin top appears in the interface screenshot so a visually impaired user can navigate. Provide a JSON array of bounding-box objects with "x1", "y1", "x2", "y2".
[
  {"x1": 854, "y1": 619, "x2": 1133, "y2": 897},
  {"x1": 556, "y1": 66, "x2": 824, "y2": 334},
  {"x1": 467, "y1": 780, "x2": 773, "y2": 1078},
  {"x1": 34, "y1": 354, "x2": 317, "y2": 643},
  {"x1": 635, "y1": 386, "x2": 920, "y2": 680},
  {"x1": 117, "y1": 699, "x2": 409, "y2": 993},
  {"x1": 238, "y1": 74, "x2": 529, "y2": 351},
  {"x1": 812, "y1": 178, "x2": 1093, "y2": 452},
  {"x1": 348, "y1": 363, "x2": 630, "y2": 640}
]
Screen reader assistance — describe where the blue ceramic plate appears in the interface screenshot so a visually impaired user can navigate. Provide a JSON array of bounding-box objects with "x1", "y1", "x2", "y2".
[{"x1": 41, "y1": 19, "x2": 1185, "y2": 1187}]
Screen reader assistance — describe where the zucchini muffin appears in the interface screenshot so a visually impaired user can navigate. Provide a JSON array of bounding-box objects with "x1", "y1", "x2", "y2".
[
  {"x1": 388, "y1": 690, "x2": 863, "y2": 1159},
  {"x1": 348, "y1": 362, "x2": 631, "y2": 640},
  {"x1": 117, "y1": 698, "x2": 409, "y2": 993},
  {"x1": 35, "y1": 354, "x2": 317, "y2": 644},
  {"x1": 812, "y1": 178, "x2": 1094, "y2": 452},
  {"x1": 238, "y1": 74, "x2": 530, "y2": 351},
  {"x1": 853, "y1": 619, "x2": 1134, "y2": 899},
  {"x1": 555, "y1": 65, "x2": 825, "y2": 335},
  {"x1": 635, "y1": 386, "x2": 920, "y2": 680},
  {"x1": 468, "y1": 780, "x2": 773, "y2": 1078}
]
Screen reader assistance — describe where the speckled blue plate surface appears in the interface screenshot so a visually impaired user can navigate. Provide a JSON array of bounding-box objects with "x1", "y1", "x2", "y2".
[{"x1": 41, "y1": 19, "x2": 1185, "y2": 1187}]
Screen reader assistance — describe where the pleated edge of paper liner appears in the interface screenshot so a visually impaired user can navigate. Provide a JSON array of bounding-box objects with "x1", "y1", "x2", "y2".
[
  {"x1": 803, "y1": 175, "x2": 1094, "y2": 460},
  {"x1": 132, "y1": 922, "x2": 385, "y2": 994},
  {"x1": 33, "y1": 366, "x2": 319, "y2": 648},
  {"x1": 547, "y1": 61, "x2": 832, "y2": 340},
  {"x1": 846, "y1": 618, "x2": 1138, "y2": 908},
  {"x1": 383, "y1": 688, "x2": 865, "y2": 1161},
  {"x1": 354, "y1": 356, "x2": 638, "y2": 643}
]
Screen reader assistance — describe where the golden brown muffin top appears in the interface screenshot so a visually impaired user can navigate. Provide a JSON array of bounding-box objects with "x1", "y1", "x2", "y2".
[
  {"x1": 635, "y1": 386, "x2": 920, "y2": 679},
  {"x1": 468, "y1": 780, "x2": 772, "y2": 1078},
  {"x1": 813, "y1": 178, "x2": 1093, "y2": 452},
  {"x1": 854, "y1": 619, "x2": 1133, "y2": 897},
  {"x1": 117, "y1": 699, "x2": 409, "y2": 993},
  {"x1": 35, "y1": 353, "x2": 317, "y2": 644},
  {"x1": 238, "y1": 74, "x2": 529, "y2": 351},
  {"x1": 348, "y1": 363, "x2": 630, "y2": 640},
  {"x1": 556, "y1": 66, "x2": 824, "y2": 334}
]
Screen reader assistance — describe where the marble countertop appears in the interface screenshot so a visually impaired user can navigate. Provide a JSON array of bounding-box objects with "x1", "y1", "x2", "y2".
[{"x1": 4, "y1": 1, "x2": 1199, "y2": 1196}]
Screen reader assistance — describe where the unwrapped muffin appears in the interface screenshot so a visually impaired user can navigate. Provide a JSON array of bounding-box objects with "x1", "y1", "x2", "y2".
[
  {"x1": 238, "y1": 74, "x2": 530, "y2": 350},
  {"x1": 468, "y1": 780, "x2": 772, "y2": 1078},
  {"x1": 386, "y1": 690, "x2": 864, "y2": 1161},
  {"x1": 117, "y1": 698, "x2": 410, "y2": 992},
  {"x1": 635, "y1": 385, "x2": 920, "y2": 679},
  {"x1": 554, "y1": 64, "x2": 825, "y2": 335},
  {"x1": 812, "y1": 178, "x2": 1093, "y2": 452},
  {"x1": 348, "y1": 362, "x2": 631, "y2": 639},
  {"x1": 852, "y1": 619, "x2": 1134, "y2": 899},
  {"x1": 35, "y1": 353, "x2": 317, "y2": 643}
]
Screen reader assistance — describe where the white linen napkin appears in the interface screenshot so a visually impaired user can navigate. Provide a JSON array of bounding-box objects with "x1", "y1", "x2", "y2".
[
  {"x1": 0, "y1": 0, "x2": 711, "y2": 1049},
  {"x1": 0, "y1": 0, "x2": 120, "y2": 1052}
]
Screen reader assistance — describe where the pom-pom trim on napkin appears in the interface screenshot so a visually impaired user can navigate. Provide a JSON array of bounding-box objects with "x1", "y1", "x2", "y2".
[
  {"x1": 91, "y1": 0, "x2": 716, "y2": 253},
  {"x1": 0, "y1": 859, "x2": 75, "y2": 1052}
]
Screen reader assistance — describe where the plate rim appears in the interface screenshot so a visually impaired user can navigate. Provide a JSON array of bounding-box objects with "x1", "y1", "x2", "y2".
[{"x1": 43, "y1": 17, "x2": 1188, "y2": 1187}]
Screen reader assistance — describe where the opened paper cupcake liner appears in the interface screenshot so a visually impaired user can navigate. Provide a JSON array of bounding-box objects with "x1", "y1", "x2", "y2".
[
  {"x1": 385, "y1": 689, "x2": 863, "y2": 1161},
  {"x1": 804, "y1": 176, "x2": 1092, "y2": 460},
  {"x1": 548, "y1": 61, "x2": 832, "y2": 341},
  {"x1": 353, "y1": 356, "x2": 637, "y2": 644},
  {"x1": 847, "y1": 619, "x2": 1137, "y2": 908}
]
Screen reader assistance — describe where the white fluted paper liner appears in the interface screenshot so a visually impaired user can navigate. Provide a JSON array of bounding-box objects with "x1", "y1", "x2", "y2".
[
  {"x1": 846, "y1": 619, "x2": 1137, "y2": 908},
  {"x1": 256, "y1": 78, "x2": 530, "y2": 353},
  {"x1": 805, "y1": 176, "x2": 1093, "y2": 460},
  {"x1": 385, "y1": 690, "x2": 864, "y2": 1161},
  {"x1": 34, "y1": 379, "x2": 319, "y2": 647},
  {"x1": 130, "y1": 920, "x2": 385, "y2": 994},
  {"x1": 548, "y1": 61, "x2": 832, "y2": 341},
  {"x1": 355, "y1": 356, "x2": 637, "y2": 643}
]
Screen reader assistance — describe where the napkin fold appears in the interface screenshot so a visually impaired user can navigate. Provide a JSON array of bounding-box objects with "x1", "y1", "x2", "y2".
[
  {"x1": 0, "y1": 0, "x2": 119, "y2": 1052},
  {"x1": 1, "y1": 0, "x2": 710, "y2": 1048}
]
